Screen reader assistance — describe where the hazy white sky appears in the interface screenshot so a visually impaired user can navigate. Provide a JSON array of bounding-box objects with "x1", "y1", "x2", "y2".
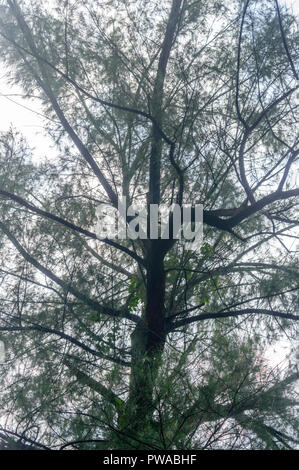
[{"x1": 0, "y1": 78, "x2": 55, "y2": 162}]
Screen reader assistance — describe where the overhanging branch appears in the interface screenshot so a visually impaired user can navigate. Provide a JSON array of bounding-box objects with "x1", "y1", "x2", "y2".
[
  {"x1": 0, "y1": 221, "x2": 140, "y2": 325},
  {"x1": 170, "y1": 308, "x2": 299, "y2": 330},
  {"x1": 0, "y1": 189, "x2": 145, "y2": 266}
]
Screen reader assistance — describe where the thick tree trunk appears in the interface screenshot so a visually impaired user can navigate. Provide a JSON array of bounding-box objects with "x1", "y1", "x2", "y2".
[
  {"x1": 118, "y1": 244, "x2": 166, "y2": 448},
  {"x1": 114, "y1": 1, "x2": 183, "y2": 448}
]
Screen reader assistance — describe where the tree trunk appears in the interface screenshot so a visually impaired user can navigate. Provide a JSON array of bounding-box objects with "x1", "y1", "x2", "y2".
[{"x1": 119, "y1": 243, "x2": 166, "y2": 448}]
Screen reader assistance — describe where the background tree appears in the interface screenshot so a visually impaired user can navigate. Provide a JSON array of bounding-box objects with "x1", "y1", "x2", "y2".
[{"x1": 0, "y1": 0, "x2": 298, "y2": 449}]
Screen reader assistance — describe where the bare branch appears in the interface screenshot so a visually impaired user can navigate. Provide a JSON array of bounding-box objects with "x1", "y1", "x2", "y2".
[
  {"x1": 0, "y1": 189, "x2": 145, "y2": 266},
  {"x1": 0, "y1": 221, "x2": 140, "y2": 325},
  {"x1": 170, "y1": 308, "x2": 299, "y2": 330},
  {"x1": 274, "y1": 0, "x2": 298, "y2": 80},
  {"x1": 0, "y1": 324, "x2": 130, "y2": 366}
]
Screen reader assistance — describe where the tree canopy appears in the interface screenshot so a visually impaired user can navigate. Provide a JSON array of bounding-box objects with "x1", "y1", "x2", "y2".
[{"x1": 0, "y1": 0, "x2": 298, "y2": 450}]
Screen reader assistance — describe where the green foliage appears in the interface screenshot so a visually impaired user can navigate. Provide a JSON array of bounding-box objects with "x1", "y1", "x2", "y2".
[
  {"x1": 128, "y1": 275, "x2": 145, "y2": 312},
  {"x1": 0, "y1": 0, "x2": 298, "y2": 451},
  {"x1": 200, "y1": 242, "x2": 213, "y2": 259}
]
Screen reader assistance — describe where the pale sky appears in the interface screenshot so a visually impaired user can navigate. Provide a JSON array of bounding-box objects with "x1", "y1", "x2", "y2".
[{"x1": 0, "y1": 77, "x2": 55, "y2": 162}]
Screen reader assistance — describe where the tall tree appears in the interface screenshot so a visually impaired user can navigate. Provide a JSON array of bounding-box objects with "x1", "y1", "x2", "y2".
[{"x1": 0, "y1": 0, "x2": 298, "y2": 449}]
